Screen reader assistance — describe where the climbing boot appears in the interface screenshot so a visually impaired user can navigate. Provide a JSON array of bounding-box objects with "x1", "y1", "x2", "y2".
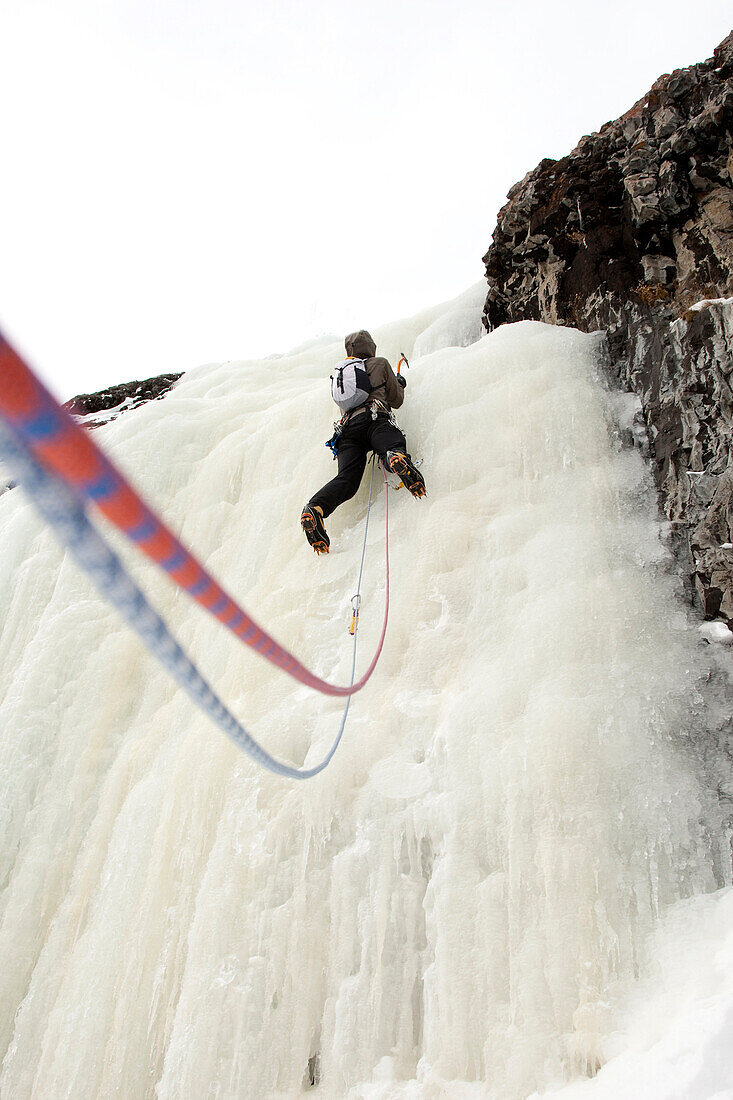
[
  {"x1": 386, "y1": 451, "x2": 426, "y2": 499},
  {"x1": 301, "y1": 505, "x2": 330, "y2": 554}
]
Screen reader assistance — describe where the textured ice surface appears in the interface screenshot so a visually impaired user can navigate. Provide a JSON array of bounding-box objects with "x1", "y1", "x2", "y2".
[
  {"x1": 0, "y1": 286, "x2": 727, "y2": 1098},
  {"x1": 533, "y1": 888, "x2": 733, "y2": 1100}
]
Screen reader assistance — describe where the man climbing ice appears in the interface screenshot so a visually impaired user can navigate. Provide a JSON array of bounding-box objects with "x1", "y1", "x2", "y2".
[{"x1": 301, "y1": 330, "x2": 426, "y2": 553}]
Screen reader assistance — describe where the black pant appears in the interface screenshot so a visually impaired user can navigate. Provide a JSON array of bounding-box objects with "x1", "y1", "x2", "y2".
[{"x1": 309, "y1": 412, "x2": 410, "y2": 518}]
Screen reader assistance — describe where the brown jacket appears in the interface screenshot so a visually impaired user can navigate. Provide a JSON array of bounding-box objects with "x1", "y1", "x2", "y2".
[{"x1": 343, "y1": 330, "x2": 405, "y2": 415}]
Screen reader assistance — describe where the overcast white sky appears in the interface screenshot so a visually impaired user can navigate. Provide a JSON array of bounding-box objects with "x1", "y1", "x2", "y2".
[{"x1": 1, "y1": 1, "x2": 731, "y2": 399}]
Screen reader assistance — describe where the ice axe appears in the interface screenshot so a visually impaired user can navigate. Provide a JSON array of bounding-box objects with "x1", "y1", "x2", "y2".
[{"x1": 389, "y1": 352, "x2": 422, "y2": 492}]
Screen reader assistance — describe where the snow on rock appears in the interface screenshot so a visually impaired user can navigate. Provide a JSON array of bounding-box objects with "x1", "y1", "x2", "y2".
[
  {"x1": 698, "y1": 620, "x2": 733, "y2": 645},
  {"x1": 0, "y1": 288, "x2": 728, "y2": 1098},
  {"x1": 684, "y1": 296, "x2": 733, "y2": 314},
  {"x1": 65, "y1": 372, "x2": 182, "y2": 429}
]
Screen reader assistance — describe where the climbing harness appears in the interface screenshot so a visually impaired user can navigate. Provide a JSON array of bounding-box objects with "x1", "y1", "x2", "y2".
[
  {"x1": 0, "y1": 330, "x2": 389, "y2": 699},
  {"x1": 369, "y1": 398, "x2": 396, "y2": 423},
  {"x1": 0, "y1": 419, "x2": 385, "y2": 779},
  {"x1": 325, "y1": 423, "x2": 342, "y2": 459},
  {"x1": 325, "y1": 397, "x2": 396, "y2": 458}
]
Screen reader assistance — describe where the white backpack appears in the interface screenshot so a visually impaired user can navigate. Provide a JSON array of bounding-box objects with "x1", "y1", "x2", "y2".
[{"x1": 331, "y1": 357, "x2": 372, "y2": 412}]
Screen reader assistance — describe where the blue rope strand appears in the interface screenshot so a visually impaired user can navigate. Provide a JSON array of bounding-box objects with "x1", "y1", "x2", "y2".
[{"x1": 0, "y1": 423, "x2": 379, "y2": 779}]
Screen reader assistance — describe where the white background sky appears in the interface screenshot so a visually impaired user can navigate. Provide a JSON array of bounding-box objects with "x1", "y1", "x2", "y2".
[{"x1": 1, "y1": 0, "x2": 731, "y2": 399}]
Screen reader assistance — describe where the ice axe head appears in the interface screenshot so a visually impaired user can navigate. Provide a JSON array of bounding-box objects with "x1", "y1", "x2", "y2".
[{"x1": 396, "y1": 352, "x2": 410, "y2": 375}]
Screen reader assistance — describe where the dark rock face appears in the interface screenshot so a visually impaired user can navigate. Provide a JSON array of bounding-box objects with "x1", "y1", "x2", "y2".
[
  {"x1": 0, "y1": 371, "x2": 183, "y2": 497},
  {"x1": 64, "y1": 373, "x2": 182, "y2": 429},
  {"x1": 483, "y1": 32, "x2": 733, "y2": 625}
]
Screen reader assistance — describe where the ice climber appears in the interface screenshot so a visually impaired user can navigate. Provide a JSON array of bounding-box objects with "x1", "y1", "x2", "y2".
[{"x1": 301, "y1": 330, "x2": 426, "y2": 554}]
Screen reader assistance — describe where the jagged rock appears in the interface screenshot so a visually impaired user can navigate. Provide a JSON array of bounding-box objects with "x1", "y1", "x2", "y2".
[
  {"x1": 64, "y1": 372, "x2": 183, "y2": 429},
  {"x1": 0, "y1": 371, "x2": 183, "y2": 499},
  {"x1": 641, "y1": 254, "x2": 676, "y2": 283},
  {"x1": 482, "y1": 31, "x2": 733, "y2": 626}
]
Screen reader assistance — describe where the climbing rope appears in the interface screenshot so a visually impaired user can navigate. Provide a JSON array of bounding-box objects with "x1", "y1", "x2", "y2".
[
  {"x1": 0, "y1": 418, "x2": 385, "y2": 778},
  {"x1": 0, "y1": 330, "x2": 389, "y2": 697}
]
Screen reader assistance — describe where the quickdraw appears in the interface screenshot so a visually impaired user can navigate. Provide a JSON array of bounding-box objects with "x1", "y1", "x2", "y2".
[{"x1": 349, "y1": 594, "x2": 361, "y2": 637}]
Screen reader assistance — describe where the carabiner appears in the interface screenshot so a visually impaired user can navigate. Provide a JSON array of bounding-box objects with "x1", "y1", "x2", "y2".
[{"x1": 349, "y1": 594, "x2": 361, "y2": 636}]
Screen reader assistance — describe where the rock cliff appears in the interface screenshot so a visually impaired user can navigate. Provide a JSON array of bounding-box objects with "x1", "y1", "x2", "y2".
[
  {"x1": 65, "y1": 373, "x2": 182, "y2": 429},
  {"x1": 0, "y1": 372, "x2": 182, "y2": 497},
  {"x1": 483, "y1": 32, "x2": 733, "y2": 625}
]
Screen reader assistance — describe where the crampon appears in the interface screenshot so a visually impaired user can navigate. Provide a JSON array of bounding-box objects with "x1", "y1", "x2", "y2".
[
  {"x1": 385, "y1": 452, "x2": 426, "y2": 499},
  {"x1": 301, "y1": 506, "x2": 330, "y2": 554}
]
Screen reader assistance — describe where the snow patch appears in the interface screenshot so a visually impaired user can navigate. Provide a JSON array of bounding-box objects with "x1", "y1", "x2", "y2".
[
  {"x1": 685, "y1": 296, "x2": 733, "y2": 313},
  {"x1": 699, "y1": 620, "x2": 733, "y2": 646}
]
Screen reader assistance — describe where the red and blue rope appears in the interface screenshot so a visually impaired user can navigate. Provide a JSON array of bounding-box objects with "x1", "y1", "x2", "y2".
[{"x1": 0, "y1": 330, "x2": 389, "y2": 697}]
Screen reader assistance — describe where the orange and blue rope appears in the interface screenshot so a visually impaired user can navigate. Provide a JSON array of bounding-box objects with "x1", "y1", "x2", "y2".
[
  {"x1": 0, "y1": 330, "x2": 390, "y2": 699},
  {"x1": 0, "y1": 418, "x2": 382, "y2": 777}
]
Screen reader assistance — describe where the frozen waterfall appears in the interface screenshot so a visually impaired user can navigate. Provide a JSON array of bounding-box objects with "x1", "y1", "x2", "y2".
[{"x1": 0, "y1": 285, "x2": 727, "y2": 1098}]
